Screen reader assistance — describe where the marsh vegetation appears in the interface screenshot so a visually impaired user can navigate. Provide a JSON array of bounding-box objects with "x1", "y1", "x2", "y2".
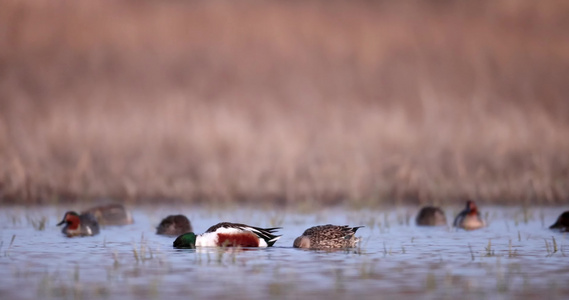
[{"x1": 1, "y1": 1, "x2": 568, "y2": 205}]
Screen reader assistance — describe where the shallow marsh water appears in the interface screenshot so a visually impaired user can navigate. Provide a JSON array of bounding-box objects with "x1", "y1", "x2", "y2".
[{"x1": 1, "y1": 205, "x2": 568, "y2": 300}]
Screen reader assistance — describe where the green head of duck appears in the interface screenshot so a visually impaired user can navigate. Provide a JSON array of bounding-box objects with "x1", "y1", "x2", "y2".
[{"x1": 173, "y1": 232, "x2": 197, "y2": 249}]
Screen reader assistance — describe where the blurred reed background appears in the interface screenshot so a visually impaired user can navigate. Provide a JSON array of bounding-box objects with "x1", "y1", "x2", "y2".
[{"x1": 1, "y1": 0, "x2": 568, "y2": 206}]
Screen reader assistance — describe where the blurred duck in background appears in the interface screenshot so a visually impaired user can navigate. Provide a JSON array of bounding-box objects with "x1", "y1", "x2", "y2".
[
  {"x1": 549, "y1": 211, "x2": 569, "y2": 231},
  {"x1": 57, "y1": 211, "x2": 100, "y2": 237},
  {"x1": 156, "y1": 214, "x2": 193, "y2": 236},
  {"x1": 82, "y1": 204, "x2": 133, "y2": 226},
  {"x1": 453, "y1": 200, "x2": 485, "y2": 230},
  {"x1": 415, "y1": 206, "x2": 447, "y2": 226}
]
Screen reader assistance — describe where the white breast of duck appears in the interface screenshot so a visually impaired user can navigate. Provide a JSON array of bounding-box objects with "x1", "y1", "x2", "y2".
[{"x1": 195, "y1": 227, "x2": 268, "y2": 247}]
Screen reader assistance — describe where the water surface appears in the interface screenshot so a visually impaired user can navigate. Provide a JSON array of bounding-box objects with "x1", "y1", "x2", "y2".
[{"x1": 1, "y1": 205, "x2": 568, "y2": 300}]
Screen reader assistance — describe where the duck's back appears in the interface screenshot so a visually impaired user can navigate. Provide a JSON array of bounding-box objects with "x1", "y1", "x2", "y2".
[
  {"x1": 301, "y1": 225, "x2": 360, "y2": 249},
  {"x1": 79, "y1": 213, "x2": 101, "y2": 236}
]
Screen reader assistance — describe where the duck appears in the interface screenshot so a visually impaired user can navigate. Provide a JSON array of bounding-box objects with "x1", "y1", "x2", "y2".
[
  {"x1": 549, "y1": 211, "x2": 569, "y2": 231},
  {"x1": 173, "y1": 222, "x2": 282, "y2": 248},
  {"x1": 156, "y1": 215, "x2": 193, "y2": 236},
  {"x1": 57, "y1": 211, "x2": 100, "y2": 237},
  {"x1": 82, "y1": 204, "x2": 133, "y2": 226},
  {"x1": 293, "y1": 224, "x2": 363, "y2": 249},
  {"x1": 416, "y1": 206, "x2": 447, "y2": 226},
  {"x1": 453, "y1": 200, "x2": 485, "y2": 230}
]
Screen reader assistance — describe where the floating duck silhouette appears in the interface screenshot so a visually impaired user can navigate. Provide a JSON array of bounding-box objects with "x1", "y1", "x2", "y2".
[
  {"x1": 157, "y1": 215, "x2": 193, "y2": 236},
  {"x1": 416, "y1": 206, "x2": 447, "y2": 226},
  {"x1": 549, "y1": 211, "x2": 569, "y2": 231}
]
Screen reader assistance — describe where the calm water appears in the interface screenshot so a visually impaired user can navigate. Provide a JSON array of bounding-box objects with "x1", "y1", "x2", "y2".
[{"x1": 1, "y1": 205, "x2": 568, "y2": 300}]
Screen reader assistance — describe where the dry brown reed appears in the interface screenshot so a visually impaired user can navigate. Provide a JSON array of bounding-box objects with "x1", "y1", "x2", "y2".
[{"x1": 1, "y1": 0, "x2": 568, "y2": 206}]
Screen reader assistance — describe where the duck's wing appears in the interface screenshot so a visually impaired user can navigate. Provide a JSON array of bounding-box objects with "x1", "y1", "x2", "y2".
[
  {"x1": 205, "y1": 222, "x2": 282, "y2": 246},
  {"x1": 453, "y1": 211, "x2": 466, "y2": 227}
]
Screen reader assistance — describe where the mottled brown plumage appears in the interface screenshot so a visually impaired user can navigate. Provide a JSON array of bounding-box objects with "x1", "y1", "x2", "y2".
[{"x1": 293, "y1": 224, "x2": 363, "y2": 249}]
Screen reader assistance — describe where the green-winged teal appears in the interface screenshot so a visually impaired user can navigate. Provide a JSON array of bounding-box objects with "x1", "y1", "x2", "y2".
[
  {"x1": 453, "y1": 200, "x2": 485, "y2": 230},
  {"x1": 293, "y1": 224, "x2": 363, "y2": 249},
  {"x1": 156, "y1": 215, "x2": 193, "y2": 236},
  {"x1": 416, "y1": 206, "x2": 447, "y2": 226},
  {"x1": 57, "y1": 211, "x2": 100, "y2": 237},
  {"x1": 173, "y1": 222, "x2": 281, "y2": 248}
]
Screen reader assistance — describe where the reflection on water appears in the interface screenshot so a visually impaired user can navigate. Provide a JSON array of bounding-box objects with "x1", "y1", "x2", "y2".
[{"x1": 0, "y1": 205, "x2": 568, "y2": 299}]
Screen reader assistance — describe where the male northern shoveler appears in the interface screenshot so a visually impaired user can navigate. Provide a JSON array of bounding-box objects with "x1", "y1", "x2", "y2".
[
  {"x1": 57, "y1": 211, "x2": 100, "y2": 237},
  {"x1": 453, "y1": 200, "x2": 485, "y2": 230},
  {"x1": 156, "y1": 215, "x2": 193, "y2": 236},
  {"x1": 173, "y1": 222, "x2": 282, "y2": 248},
  {"x1": 416, "y1": 206, "x2": 447, "y2": 226},
  {"x1": 82, "y1": 204, "x2": 133, "y2": 226},
  {"x1": 293, "y1": 224, "x2": 363, "y2": 249},
  {"x1": 549, "y1": 211, "x2": 569, "y2": 231}
]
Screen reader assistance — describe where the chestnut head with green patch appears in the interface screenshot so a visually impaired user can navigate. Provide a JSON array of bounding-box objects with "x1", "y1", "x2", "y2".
[
  {"x1": 466, "y1": 200, "x2": 478, "y2": 214},
  {"x1": 173, "y1": 232, "x2": 197, "y2": 249},
  {"x1": 57, "y1": 211, "x2": 81, "y2": 229}
]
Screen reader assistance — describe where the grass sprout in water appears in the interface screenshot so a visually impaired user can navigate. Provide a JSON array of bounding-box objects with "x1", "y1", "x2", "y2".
[
  {"x1": 508, "y1": 239, "x2": 518, "y2": 258},
  {"x1": 485, "y1": 239, "x2": 495, "y2": 257},
  {"x1": 28, "y1": 216, "x2": 47, "y2": 231},
  {"x1": 545, "y1": 236, "x2": 559, "y2": 257},
  {"x1": 132, "y1": 234, "x2": 154, "y2": 263},
  {"x1": 2, "y1": 234, "x2": 16, "y2": 257}
]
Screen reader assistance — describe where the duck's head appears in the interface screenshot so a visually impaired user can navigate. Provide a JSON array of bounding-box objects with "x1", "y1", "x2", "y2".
[
  {"x1": 293, "y1": 236, "x2": 311, "y2": 249},
  {"x1": 173, "y1": 232, "x2": 197, "y2": 249},
  {"x1": 57, "y1": 211, "x2": 81, "y2": 228},
  {"x1": 466, "y1": 200, "x2": 478, "y2": 213}
]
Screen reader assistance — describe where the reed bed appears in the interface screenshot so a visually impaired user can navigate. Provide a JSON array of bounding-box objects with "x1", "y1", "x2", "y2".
[{"x1": 1, "y1": 0, "x2": 568, "y2": 205}]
